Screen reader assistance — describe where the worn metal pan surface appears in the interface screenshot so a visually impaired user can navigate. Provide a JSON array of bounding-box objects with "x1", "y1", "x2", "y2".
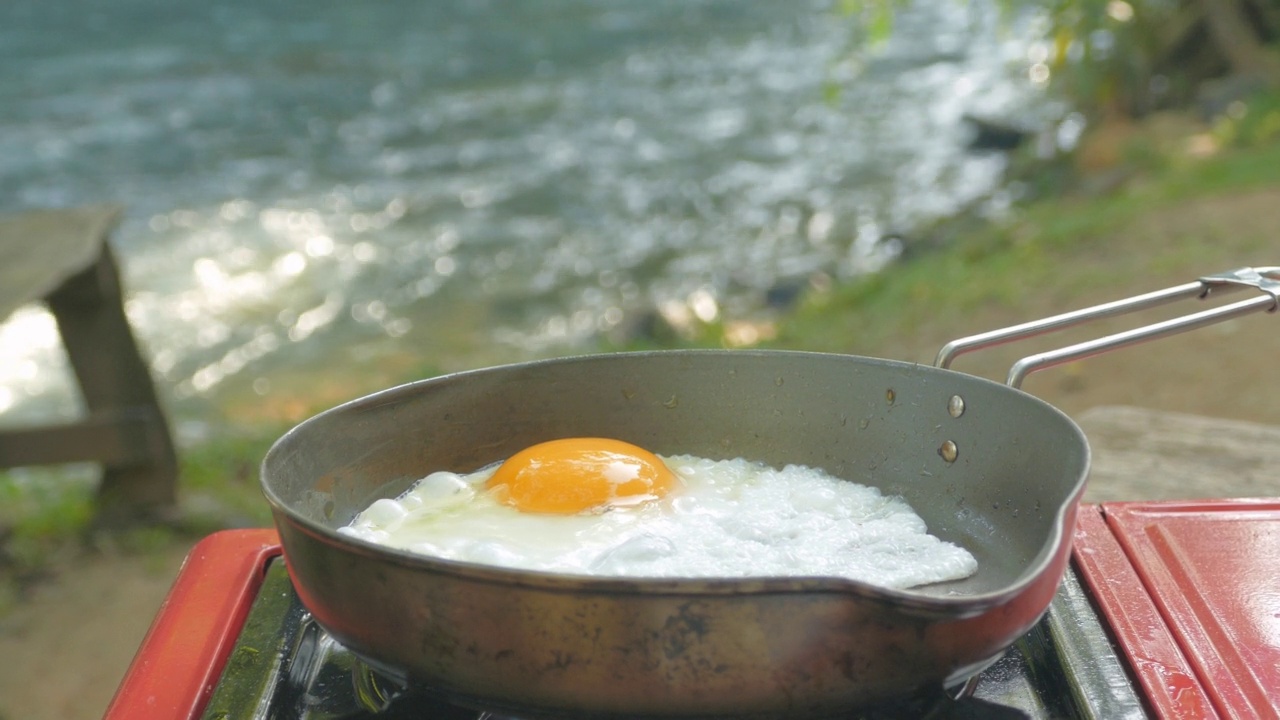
[{"x1": 261, "y1": 268, "x2": 1278, "y2": 719}]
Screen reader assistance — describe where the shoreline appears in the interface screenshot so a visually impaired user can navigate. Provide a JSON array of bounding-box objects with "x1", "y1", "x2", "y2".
[{"x1": 768, "y1": 127, "x2": 1280, "y2": 425}]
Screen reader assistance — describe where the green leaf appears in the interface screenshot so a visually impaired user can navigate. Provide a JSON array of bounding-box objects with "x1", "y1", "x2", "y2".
[{"x1": 868, "y1": 2, "x2": 895, "y2": 44}]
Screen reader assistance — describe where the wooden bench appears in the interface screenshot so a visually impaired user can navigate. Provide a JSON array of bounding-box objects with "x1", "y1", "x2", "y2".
[{"x1": 0, "y1": 205, "x2": 177, "y2": 521}]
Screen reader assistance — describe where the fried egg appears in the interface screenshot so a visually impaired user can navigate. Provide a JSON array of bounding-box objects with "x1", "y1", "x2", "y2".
[{"x1": 340, "y1": 437, "x2": 978, "y2": 590}]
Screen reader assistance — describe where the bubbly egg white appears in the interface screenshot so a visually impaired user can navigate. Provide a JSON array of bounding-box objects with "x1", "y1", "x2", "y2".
[{"x1": 340, "y1": 455, "x2": 978, "y2": 589}]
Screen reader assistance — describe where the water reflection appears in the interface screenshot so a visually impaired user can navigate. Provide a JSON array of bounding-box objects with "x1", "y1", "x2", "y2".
[{"x1": 0, "y1": 0, "x2": 1048, "y2": 423}]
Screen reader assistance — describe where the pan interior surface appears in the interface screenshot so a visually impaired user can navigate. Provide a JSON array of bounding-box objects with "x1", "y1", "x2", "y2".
[{"x1": 263, "y1": 350, "x2": 1089, "y2": 599}]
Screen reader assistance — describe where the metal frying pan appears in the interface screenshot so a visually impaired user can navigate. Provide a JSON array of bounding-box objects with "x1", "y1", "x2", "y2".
[{"x1": 261, "y1": 268, "x2": 1277, "y2": 718}]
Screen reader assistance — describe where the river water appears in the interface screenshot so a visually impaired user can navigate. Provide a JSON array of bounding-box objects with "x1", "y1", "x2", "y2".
[{"x1": 0, "y1": 0, "x2": 1042, "y2": 430}]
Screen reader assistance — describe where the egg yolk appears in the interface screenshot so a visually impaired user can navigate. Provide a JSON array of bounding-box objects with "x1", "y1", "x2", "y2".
[{"x1": 485, "y1": 437, "x2": 677, "y2": 514}]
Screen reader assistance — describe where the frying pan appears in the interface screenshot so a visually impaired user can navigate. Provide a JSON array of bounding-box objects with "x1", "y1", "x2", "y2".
[{"x1": 262, "y1": 268, "x2": 1278, "y2": 718}]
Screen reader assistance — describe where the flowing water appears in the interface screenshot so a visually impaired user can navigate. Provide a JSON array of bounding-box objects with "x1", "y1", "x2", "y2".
[{"x1": 0, "y1": 0, "x2": 1043, "y2": 431}]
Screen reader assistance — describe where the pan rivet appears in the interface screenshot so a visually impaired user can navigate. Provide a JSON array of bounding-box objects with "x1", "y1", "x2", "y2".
[
  {"x1": 939, "y1": 440, "x2": 958, "y2": 463},
  {"x1": 948, "y1": 395, "x2": 965, "y2": 418},
  {"x1": 885, "y1": 388, "x2": 895, "y2": 405}
]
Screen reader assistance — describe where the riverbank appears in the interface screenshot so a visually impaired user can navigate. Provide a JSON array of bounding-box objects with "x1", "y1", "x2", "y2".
[
  {"x1": 2, "y1": 112, "x2": 1279, "y2": 720},
  {"x1": 769, "y1": 118, "x2": 1280, "y2": 425}
]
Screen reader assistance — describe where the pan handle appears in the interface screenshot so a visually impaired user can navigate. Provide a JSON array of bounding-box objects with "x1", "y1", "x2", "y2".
[{"x1": 935, "y1": 267, "x2": 1280, "y2": 389}]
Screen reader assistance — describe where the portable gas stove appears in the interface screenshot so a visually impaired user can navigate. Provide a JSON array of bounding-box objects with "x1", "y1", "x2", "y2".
[{"x1": 105, "y1": 500, "x2": 1280, "y2": 719}]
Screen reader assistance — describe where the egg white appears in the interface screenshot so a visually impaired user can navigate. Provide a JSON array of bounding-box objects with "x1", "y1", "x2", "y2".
[{"x1": 340, "y1": 454, "x2": 978, "y2": 590}]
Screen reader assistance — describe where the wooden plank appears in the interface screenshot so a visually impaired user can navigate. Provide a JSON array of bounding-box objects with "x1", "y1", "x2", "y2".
[
  {"x1": 44, "y1": 242, "x2": 179, "y2": 516},
  {"x1": 1076, "y1": 405, "x2": 1280, "y2": 503},
  {"x1": 0, "y1": 413, "x2": 162, "y2": 468},
  {"x1": 0, "y1": 204, "x2": 123, "y2": 320}
]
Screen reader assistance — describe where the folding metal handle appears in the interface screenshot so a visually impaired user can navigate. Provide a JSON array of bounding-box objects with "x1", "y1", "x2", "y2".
[{"x1": 936, "y1": 267, "x2": 1280, "y2": 389}]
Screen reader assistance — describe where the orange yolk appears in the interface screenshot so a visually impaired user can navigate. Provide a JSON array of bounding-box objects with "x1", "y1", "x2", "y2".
[{"x1": 485, "y1": 437, "x2": 677, "y2": 514}]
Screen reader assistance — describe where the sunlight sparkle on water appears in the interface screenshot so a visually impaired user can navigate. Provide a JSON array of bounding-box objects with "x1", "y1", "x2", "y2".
[
  {"x1": 0, "y1": 308, "x2": 73, "y2": 421},
  {"x1": 136, "y1": 198, "x2": 413, "y2": 398},
  {"x1": 273, "y1": 252, "x2": 307, "y2": 277},
  {"x1": 1, "y1": 0, "x2": 1046, "y2": 416}
]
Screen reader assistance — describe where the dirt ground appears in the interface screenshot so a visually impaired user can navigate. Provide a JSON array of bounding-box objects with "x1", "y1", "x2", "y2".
[
  {"x1": 0, "y1": 543, "x2": 192, "y2": 720},
  {"x1": 3, "y1": 187, "x2": 1280, "y2": 720}
]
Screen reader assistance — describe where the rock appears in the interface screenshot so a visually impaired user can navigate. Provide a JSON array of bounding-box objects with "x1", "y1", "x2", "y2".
[
  {"x1": 962, "y1": 114, "x2": 1031, "y2": 152},
  {"x1": 1195, "y1": 72, "x2": 1271, "y2": 119}
]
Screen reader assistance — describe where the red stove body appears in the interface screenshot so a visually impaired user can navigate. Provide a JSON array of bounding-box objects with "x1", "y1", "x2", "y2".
[{"x1": 105, "y1": 500, "x2": 1280, "y2": 719}]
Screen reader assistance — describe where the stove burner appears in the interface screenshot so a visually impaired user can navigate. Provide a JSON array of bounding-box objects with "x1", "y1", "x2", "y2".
[
  {"x1": 198, "y1": 558, "x2": 1143, "y2": 720},
  {"x1": 858, "y1": 691, "x2": 1031, "y2": 720},
  {"x1": 308, "y1": 663, "x2": 1035, "y2": 720},
  {"x1": 367, "y1": 686, "x2": 1034, "y2": 720}
]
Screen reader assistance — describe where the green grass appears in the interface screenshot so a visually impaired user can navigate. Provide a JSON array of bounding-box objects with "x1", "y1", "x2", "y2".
[
  {"x1": 0, "y1": 466, "x2": 95, "y2": 560},
  {"x1": 177, "y1": 426, "x2": 291, "y2": 529},
  {"x1": 771, "y1": 135, "x2": 1280, "y2": 356}
]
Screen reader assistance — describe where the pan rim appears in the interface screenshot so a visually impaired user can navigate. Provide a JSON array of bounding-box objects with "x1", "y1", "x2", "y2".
[{"x1": 262, "y1": 348, "x2": 1090, "y2": 614}]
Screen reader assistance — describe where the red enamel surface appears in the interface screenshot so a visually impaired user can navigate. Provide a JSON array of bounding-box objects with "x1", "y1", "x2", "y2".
[
  {"x1": 1103, "y1": 500, "x2": 1280, "y2": 720},
  {"x1": 1073, "y1": 506, "x2": 1220, "y2": 719},
  {"x1": 103, "y1": 529, "x2": 282, "y2": 720},
  {"x1": 110, "y1": 503, "x2": 1280, "y2": 720}
]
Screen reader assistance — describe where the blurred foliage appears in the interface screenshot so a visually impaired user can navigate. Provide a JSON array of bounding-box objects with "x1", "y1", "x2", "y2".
[
  {"x1": 1037, "y1": 0, "x2": 1181, "y2": 116},
  {"x1": 178, "y1": 427, "x2": 286, "y2": 529},
  {"x1": 837, "y1": 0, "x2": 900, "y2": 45},
  {"x1": 1212, "y1": 89, "x2": 1280, "y2": 147},
  {"x1": 0, "y1": 467, "x2": 95, "y2": 581},
  {"x1": 839, "y1": 0, "x2": 1279, "y2": 119}
]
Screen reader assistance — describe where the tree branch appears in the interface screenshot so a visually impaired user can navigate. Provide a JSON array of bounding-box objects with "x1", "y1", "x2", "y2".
[{"x1": 1195, "y1": 0, "x2": 1280, "y2": 83}]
